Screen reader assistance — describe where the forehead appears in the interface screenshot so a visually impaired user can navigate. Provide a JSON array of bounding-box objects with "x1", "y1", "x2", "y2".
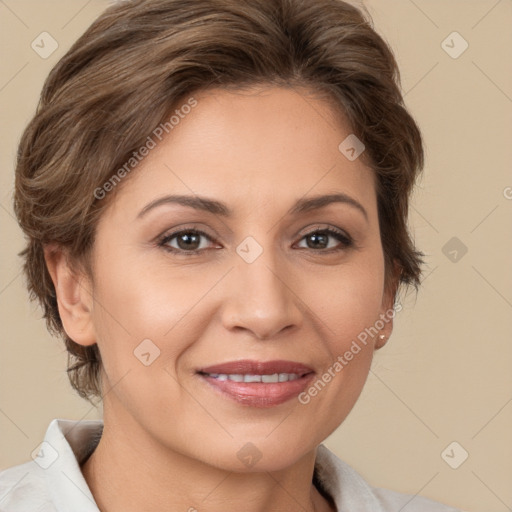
[{"x1": 103, "y1": 85, "x2": 377, "y2": 220}]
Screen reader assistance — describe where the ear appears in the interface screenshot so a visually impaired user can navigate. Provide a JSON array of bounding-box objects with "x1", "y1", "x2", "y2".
[
  {"x1": 375, "y1": 264, "x2": 400, "y2": 350},
  {"x1": 43, "y1": 244, "x2": 96, "y2": 347}
]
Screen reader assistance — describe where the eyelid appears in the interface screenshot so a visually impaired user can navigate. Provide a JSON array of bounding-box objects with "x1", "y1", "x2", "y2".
[
  {"x1": 157, "y1": 223, "x2": 354, "y2": 255},
  {"x1": 157, "y1": 226, "x2": 219, "y2": 252},
  {"x1": 294, "y1": 225, "x2": 354, "y2": 250},
  {"x1": 299, "y1": 224, "x2": 351, "y2": 239}
]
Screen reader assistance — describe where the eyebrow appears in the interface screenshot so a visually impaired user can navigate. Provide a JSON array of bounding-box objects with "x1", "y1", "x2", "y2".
[
  {"x1": 290, "y1": 193, "x2": 368, "y2": 221},
  {"x1": 137, "y1": 192, "x2": 368, "y2": 221}
]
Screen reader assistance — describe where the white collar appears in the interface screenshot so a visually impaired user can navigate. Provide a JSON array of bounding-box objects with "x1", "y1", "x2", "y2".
[{"x1": 39, "y1": 418, "x2": 387, "y2": 511}]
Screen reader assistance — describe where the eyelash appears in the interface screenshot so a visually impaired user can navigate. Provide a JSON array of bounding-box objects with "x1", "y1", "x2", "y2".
[{"x1": 157, "y1": 226, "x2": 354, "y2": 256}]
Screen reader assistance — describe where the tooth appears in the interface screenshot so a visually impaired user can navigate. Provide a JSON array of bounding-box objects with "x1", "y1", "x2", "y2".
[
  {"x1": 208, "y1": 372, "x2": 301, "y2": 383},
  {"x1": 244, "y1": 374, "x2": 262, "y2": 383}
]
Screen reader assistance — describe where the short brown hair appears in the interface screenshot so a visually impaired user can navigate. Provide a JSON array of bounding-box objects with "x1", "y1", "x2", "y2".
[{"x1": 14, "y1": 0, "x2": 424, "y2": 403}]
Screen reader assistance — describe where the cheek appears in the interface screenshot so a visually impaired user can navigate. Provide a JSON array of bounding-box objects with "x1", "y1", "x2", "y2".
[
  {"x1": 88, "y1": 251, "x2": 221, "y2": 375},
  {"x1": 296, "y1": 250, "x2": 385, "y2": 414},
  {"x1": 314, "y1": 281, "x2": 381, "y2": 385},
  {"x1": 87, "y1": 259, "x2": 216, "y2": 426},
  {"x1": 310, "y1": 251, "x2": 385, "y2": 346}
]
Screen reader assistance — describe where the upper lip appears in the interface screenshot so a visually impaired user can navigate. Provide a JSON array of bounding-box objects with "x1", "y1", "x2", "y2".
[{"x1": 197, "y1": 359, "x2": 314, "y2": 376}]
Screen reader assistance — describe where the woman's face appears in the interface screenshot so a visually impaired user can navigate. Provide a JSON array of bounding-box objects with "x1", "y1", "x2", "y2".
[{"x1": 82, "y1": 86, "x2": 394, "y2": 471}]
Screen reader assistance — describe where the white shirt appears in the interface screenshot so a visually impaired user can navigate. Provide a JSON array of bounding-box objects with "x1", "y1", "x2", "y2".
[{"x1": 0, "y1": 419, "x2": 464, "y2": 511}]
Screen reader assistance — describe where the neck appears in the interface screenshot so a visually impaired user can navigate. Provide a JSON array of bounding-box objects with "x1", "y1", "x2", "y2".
[{"x1": 80, "y1": 407, "x2": 335, "y2": 512}]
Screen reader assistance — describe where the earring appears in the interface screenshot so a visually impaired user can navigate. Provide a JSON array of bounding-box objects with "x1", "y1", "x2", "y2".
[{"x1": 378, "y1": 334, "x2": 386, "y2": 341}]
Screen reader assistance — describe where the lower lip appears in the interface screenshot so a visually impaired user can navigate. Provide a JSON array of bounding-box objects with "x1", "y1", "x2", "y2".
[{"x1": 199, "y1": 373, "x2": 315, "y2": 408}]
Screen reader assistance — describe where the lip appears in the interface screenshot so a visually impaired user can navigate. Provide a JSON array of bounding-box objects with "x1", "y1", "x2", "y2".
[
  {"x1": 197, "y1": 359, "x2": 315, "y2": 408},
  {"x1": 198, "y1": 359, "x2": 314, "y2": 375}
]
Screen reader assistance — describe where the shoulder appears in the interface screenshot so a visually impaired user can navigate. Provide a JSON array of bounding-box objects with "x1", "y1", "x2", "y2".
[
  {"x1": 0, "y1": 460, "x2": 54, "y2": 511},
  {"x1": 0, "y1": 418, "x2": 103, "y2": 512},
  {"x1": 315, "y1": 444, "x2": 464, "y2": 512},
  {"x1": 371, "y1": 485, "x2": 462, "y2": 511}
]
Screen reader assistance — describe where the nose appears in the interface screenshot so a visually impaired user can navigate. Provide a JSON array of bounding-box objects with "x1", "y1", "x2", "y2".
[{"x1": 220, "y1": 249, "x2": 304, "y2": 340}]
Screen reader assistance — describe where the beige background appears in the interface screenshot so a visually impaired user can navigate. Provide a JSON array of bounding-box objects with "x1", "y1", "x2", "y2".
[{"x1": 1, "y1": 1, "x2": 511, "y2": 510}]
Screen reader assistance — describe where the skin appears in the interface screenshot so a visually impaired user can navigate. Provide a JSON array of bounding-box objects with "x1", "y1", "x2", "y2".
[{"x1": 45, "y1": 85, "x2": 395, "y2": 512}]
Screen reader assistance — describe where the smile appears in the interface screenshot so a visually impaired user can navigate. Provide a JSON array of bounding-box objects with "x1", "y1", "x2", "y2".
[
  {"x1": 203, "y1": 373, "x2": 301, "y2": 383},
  {"x1": 196, "y1": 360, "x2": 315, "y2": 407}
]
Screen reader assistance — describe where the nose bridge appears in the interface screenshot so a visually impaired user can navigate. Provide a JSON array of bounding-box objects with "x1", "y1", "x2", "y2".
[{"x1": 223, "y1": 237, "x2": 303, "y2": 339}]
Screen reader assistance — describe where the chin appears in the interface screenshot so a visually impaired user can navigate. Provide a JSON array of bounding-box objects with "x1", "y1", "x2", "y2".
[{"x1": 193, "y1": 434, "x2": 319, "y2": 474}]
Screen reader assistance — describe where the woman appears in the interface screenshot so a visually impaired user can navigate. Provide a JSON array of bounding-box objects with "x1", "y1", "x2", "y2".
[{"x1": 0, "y1": 0, "x2": 464, "y2": 510}]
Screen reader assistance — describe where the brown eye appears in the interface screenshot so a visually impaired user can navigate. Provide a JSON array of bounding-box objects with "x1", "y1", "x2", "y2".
[
  {"x1": 159, "y1": 229, "x2": 215, "y2": 253},
  {"x1": 296, "y1": 228, "x2": 353, "y2": 251}
]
